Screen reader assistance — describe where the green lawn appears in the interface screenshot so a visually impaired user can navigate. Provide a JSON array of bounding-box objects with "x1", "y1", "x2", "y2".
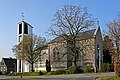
[
  {"x1": 96, "y1": 77, "x2": 120, "y2": 80},
  {"x1": 8, "y1": 72, "x2": 47, "y2": 76},
  {"x1": 16, "y1": 72, "x2": 40, "y2": 76},
  {"x1": 11, "y1": 79, "x2": 41, "y2": 80}
]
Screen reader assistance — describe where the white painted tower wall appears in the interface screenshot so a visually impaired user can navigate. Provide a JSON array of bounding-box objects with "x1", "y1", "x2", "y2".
[{"x1": 17, "y1": 21, "x2": 33, "y2": 72}]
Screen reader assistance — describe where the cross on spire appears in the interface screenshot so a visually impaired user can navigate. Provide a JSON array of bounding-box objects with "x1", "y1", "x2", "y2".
[{"x1": 21, "y1": 13, "x2": 24, "y2": 21}]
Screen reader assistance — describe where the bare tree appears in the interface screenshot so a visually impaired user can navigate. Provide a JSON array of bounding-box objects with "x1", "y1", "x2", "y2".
[
  {"x1": 107, "y1": 13, "x2": 120, "y2": 77},
  {"x1": 48, "y1": 5, "x2": 95, "y2": 66},
  {"x1": 12, "y1": 35, "x2": 47, "y2": 72},
  {"x1": 103, "y1": 35, "x2": 113, "y2": 63}
]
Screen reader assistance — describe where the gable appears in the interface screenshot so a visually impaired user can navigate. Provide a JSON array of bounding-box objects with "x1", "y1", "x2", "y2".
[
  {"x1": 3, "y1": 58, "x2": 17, "y2": 67},
  {"x1": 0, "y1": 59, "x2": 6, "y2": 66}
]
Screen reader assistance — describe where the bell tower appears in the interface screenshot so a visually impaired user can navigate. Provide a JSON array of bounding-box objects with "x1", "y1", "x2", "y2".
[{"x1": 17, "y1": 20, "x2": 33, "y2": 72}]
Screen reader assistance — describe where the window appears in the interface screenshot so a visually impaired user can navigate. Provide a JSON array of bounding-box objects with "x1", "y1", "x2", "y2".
[
  {"x1": 76, "y1": 49, "x2": 80, "y2": 59},
  {"x1": 53, "y1": 47, "x2": 60, "y2": 61},
  {"x1": 57, "y1": 52, "x2": 59, "y2": 60},
  {"x1": 96, "y1": 44, "x2": 100, "y2": 68},
  {"x1": 1, "y1": 67, "x2": 2, "y2": 71},
  {"x1": 24, "y1": 23, "x2": 28, "y2": 34},
  {"x1": 19, "y1": 23, "x2": 22, "y2": 34},
  {"x1": 53, "y1": 51, "x2": 56, "y2": 60},
  {"x1": 1, "y1": 62, "x2": 4, "y2": 65},
  {"x1": 19, "y1": 36, "x2": 22, "y2": 42}
]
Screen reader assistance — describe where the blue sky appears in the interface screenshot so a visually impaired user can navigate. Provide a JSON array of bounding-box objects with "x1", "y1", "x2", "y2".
[{"x1": 0, "y1": 0, "x2": 120, "y2": 60}]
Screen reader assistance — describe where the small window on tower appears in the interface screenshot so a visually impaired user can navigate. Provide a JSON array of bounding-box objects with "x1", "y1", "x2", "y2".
[
  {"x1": 19, "y1": 36, "x2": 22, "y2": 42},
  {"x1": 24, "y1": 23, "x2": 28, "y2": 34},
  {"x1": 19, "y1": 23, "x2": 22, "y2": 34}
]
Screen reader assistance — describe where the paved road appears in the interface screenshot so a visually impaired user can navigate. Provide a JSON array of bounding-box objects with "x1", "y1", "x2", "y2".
[{"x1": 0, "y1": 72, "x2": 115, "y2": 80}]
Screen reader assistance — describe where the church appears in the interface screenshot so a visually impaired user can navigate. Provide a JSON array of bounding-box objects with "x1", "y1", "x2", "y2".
[{"x1": 16, "y1": 20, "x2": 103, "y2": 72}]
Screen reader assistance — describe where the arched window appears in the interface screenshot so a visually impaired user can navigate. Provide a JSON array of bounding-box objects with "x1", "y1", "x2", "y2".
[
  {"x1": 53, "y1": 47, "x2": 60, "y2": 61},
  {"x1": 76, "y1": 48, "x2": 80, "y2": 59},
  {"x1": 97, "y1": 44, "x2": 100, "y2": 68}
]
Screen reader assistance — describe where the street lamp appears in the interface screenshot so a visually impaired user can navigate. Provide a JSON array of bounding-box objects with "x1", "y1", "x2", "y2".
[
  {"x1": 95, "y1": 47, "x2": 100, "y2": 73},
  {"x1": 98, "y1": 47, "x2": 101, "y2": 69}
]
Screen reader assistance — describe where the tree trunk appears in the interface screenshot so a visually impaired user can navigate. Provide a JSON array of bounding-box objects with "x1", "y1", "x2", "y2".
[
  {"x1": 31, "y1": 62, "x2": 34, "y2": 72},
  {"x1": 73, "y1": 37, "x2": 77, "y2": 66},
  {"x1": 114, "y1": 59, "x2": 120, "y2": 77},
  {"x1": 73, "y1": 56, "x2": 77, "y2": 66}
]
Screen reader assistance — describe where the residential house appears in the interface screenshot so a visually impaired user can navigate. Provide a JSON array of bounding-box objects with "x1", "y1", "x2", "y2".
[{"x1": 0, "y1": 58, "x2": 17, "y2": 74}]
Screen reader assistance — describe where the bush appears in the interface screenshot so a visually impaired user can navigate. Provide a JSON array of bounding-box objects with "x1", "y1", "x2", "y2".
[
  {"x1": 0, "y1": 71, "x2": 2, "y2": 75},
  {"x1": 66, "y1": 70, "x2": 69, "y2": 74},
  {"x1": 100, "y1": 63, "x2": 114, "y2": 72},
  {"x1": 55, "y1": 69, "x2": 66, "y2": 74},
  {"x1": 48, "y1": 69, "x2": 66, "y2": 75},
  {"x1": 2, "y1": 71, "x2": 7, "y2": 75},
  {"x1": 108, "y1": 64, "x2": 114, "y2": 72},
  {"x1": 84, "y1": 66, "x2": 94, "y2": 73},
  {"x1": 39, "y1": 70, "x2": 43, "y2": 75},
  {"x1": 7, "y1": 72, "x2": 18, "y2": 76},
  {"x1": 68, "y1": 66, "x2": 83, "y2": 74},
  {"x1": 42, "y1": 71, "x2": 47, "y2": 75}
]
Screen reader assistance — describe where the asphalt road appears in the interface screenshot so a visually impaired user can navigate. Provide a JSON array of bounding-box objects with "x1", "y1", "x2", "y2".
[{"x1": 0, "y1": 72, "x2": 115, "y2": 80}]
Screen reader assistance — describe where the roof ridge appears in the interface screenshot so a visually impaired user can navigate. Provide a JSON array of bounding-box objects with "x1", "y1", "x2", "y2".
[{"x1": 49, "y1": 29, "x2": 96, "y2": 43}]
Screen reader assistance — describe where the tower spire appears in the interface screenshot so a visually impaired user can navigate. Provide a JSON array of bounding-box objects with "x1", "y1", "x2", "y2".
[{"x1": 21, "y1": 13, "x2": 24, "y2": 21}]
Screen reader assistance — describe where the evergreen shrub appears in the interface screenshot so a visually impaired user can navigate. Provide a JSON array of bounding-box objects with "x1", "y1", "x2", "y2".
[
  {"x1": 68, "y1": 66, "x2": 83, "y2": 74},
  {"x1": 84, "y1": 66, "x2": 94, "y2": 73}
]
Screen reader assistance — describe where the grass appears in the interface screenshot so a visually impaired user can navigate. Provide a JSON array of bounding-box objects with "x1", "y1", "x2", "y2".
[
  {"x1": 16, "y1": 72, "x2": 39, "y2": 76},
  {"x1": 96, "y1": 77, "x2": 120, "y2": 80},
  {"x1": 7, "y1": 70, "x2": 67, "y2": 76},
  {"x1": 8, "y1": 72, "x2": 39, "y2": 76},
  {"x1": 7, "y1": 71, "x2": 48, "y2": 76}
]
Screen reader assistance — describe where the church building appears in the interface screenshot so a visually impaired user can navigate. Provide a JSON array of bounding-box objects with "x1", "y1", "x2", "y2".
[{"x1": 16, "y1": 20, "x2": 103, "y2": 72}]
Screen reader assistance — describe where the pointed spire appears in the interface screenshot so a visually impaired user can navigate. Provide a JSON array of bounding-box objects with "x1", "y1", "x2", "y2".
[{"x1": 97, "y1": 20, "x2": 100, "y2": 28}]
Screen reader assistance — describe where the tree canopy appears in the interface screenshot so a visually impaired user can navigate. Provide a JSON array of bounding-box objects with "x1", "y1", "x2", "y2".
[
  {"x1": 48, "y1": 5, "x2": 96, "y2": 66},
  {"x1": 107, "y1": 13, "x2": 120, "y2": 77},
  {"x1": 12, "y1": 35, "x2": 47, "y2": 72}
]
